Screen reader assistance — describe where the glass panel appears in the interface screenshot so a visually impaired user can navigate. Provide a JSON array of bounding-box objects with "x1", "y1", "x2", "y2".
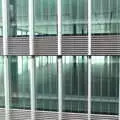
[
  {"x1": 0, "y1": 0, "x2": 2, "y2": 36},
  {"x1": 91, "y1": 56, "x2": 119, "y2": 115},
  {"x1": 34, "y1": 0, "x2": 57, "y2": 35},
  {"x1": 92, "y1": 0, "x2": 120, "y2": 34},
  {"x1": 0, "y1": 56, "x2": 4, "y2": 107},
  {"x1": 35, "y1": 56, "x2": 58, "y2": 111},
  {"x1": 9, "y1": 56, "x2": 30, "y2": 109},
  {"x1": 62, "y1": 56, "x2": 88, "y2": 113},
  {"x1": 9, "y1": 0, "x2": 28, "y2": 36},
  {"x1": 62, "y1": 0, "x2": 88, "y2": 35}
]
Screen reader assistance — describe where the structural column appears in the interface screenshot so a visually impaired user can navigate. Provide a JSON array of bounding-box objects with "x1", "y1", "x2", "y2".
[
  {"x1": 88, "y1": 0, "x2": 92, "y2": 119},
  {"x1": 2, "y1": 0, "x2": 10, "y2": 120},
  {"x1": 57, "y1": 0, "x2": 62, "y2": 120},
  {"x1": 119, "y1": 58, "x2": 120, "y2": 120},
  {"x1": 29, "y1": 0, "x2": 35, "y2": 120}
]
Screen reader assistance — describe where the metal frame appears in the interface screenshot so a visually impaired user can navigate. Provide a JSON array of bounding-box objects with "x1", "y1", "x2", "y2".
[
  {"x1": 88, "y1": 0, "x2": 92, "y2": 119},
  {"x1": 57, "y1": 0, "x2": 62, "y2": 120},
  {"x1": 88, "y1": 56, "x2": 91, "y2": 120},
  {"x1": 29, "y1": 0, "x2": 35, "y2": 120},
  {"x1": 58, "y1": 57, "x2": 62, "y2": 120},
  {"x1": 1, "y1": 0, "x2": 120, "y2": 120},
  {"x1": 118, "y1": 58, "x2": 120, "y2": 120},
  {"x1": 2, "y1": 0, "x2": 8, "y2": 55},
  {"x1": 29, "y1": 56, "x2": 35, "y2": 120},
  {"x1": 57, "y1": 0, "x2": 62, "y2": 56},
  {"x1": 29, "y1": 0, "x2": 34, "y2": 56},
  {"x1": 2, "y1": 0, "x2": 10, "y2": 120},
  {"x1": 4, "y1": 56, "x2": 10, "y2": 120}
]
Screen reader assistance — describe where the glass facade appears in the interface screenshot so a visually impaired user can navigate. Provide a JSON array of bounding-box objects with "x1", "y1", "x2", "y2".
[
  {"x1": 9, "y1": 0, "x2": 28, "y2": 36},
  {"x1": 0, "y1": 55, "x2": 120, "y2": 117},
  {"x1": 34, "y1": 0, "x2": 57, "y2": 35},
  {"x1": 9, "y1": 56, "x2": 30, "y2": 109},
  {"x1": 91, "y1": 56, "x2": 119, "y2": 115},
  {"x1": 92, "y1": 0, "x2": 120, "y2": 34},
  {"x1": 62, "y1": 0, "x2": 88, "y2": 35},
  {"x1": 35, "y1": 56, "x2": 58, "y2": 111},
  {"x1": 0, "y1": 0, "x2": 120, "y2": 119},
  {"x1": 0, "y1": 0, "x2": 119, "y2": 36},
  {"x1": 63, "y1": 56, "x2": 88, "y2": 113},
  {"x1": 0, "y1": 56, "x2": 4, "y2": 107},
  {"x1": 0, "y1": 0, "x2": 2, "y2": 36}
]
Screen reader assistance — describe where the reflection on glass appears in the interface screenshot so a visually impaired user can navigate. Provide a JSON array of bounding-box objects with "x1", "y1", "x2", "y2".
[
  {"x1": 63, "y1": 56, "x2": 88, "y2": 113},
  {"x1": 91, "y1": 56, "x2": 119, "y2": 115},
  {"x1": 9, "y1": 56, "x2": 30, "y2": 109},
  {"x1": 9, "y1": 0, "x2": 28, "y2": 36},
  {"x1": 34, "y1": 0, "x2": 57, "y2": 35},
  {"x1": 92, "y1": 0, "x2": 120, "y2": 34},
  {"x1": 0, "y1": 0, "x2": 2, "y2": 36},
  {"x1": 0, "y1": 57, "x2": 4, "y2": 107},
  {"x1": 62, "y1": 0, "x2": 88, "y2": 35},
  {"x1": 35, "y1": 56, "x2": 58, "y2": 111}
]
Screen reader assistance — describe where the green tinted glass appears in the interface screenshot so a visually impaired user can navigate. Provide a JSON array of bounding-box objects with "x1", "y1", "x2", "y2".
[
  {"x1": 91, "y1": 56, "x2": 119, "y2": 115},
  {"x1": 62, "y1": 56, "x2": 88, "y2": 113},
  {"x1": 9, "y1": 56, "x2": 30, "y2": 109},
  {"x1": 35, "y1": 56, "x2": 58, "y2": 111}
]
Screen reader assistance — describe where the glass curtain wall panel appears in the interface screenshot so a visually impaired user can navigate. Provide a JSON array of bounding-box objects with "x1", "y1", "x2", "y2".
[
  {"x1": 35, "y1": 56, "x2": 58, "y2": 111},
  {"x1": 9, "y1": 56, "x2": 30, "y2": 109},
  {"x1": 34, "y1": 0, "x2": 57, "y2": 35},
  {"x1": 0, "y1": 57, "x2": 4, "y2": 107},
  {"x1": 91, "y1": 56, "x2": 119, "y2": 115},
  {"x1": 0, "y1": 0, "x2": 2, "y2": 36},
  {"x1": 9, "y1": 0, "x2": 28, "y2": 36},
  {"x1": 62, "y1": 0, "x2": 88, "y2": 35},
  {"x1": 92, "y1": 0, "x2": 120, "y2": 34},
  {"x1": 62, "y1": 56, "x2": 88, "y2": 113}
]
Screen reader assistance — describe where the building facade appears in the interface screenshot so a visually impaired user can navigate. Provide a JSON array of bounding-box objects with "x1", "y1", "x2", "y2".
[{"x1": 0, "y1": 0, "x2": 120, "y2": 120}]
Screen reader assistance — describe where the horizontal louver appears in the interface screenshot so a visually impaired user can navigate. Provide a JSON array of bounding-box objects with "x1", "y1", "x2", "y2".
[
  {"x1": 92, "y1": 35, "x2": 120, "y2": 55},
  {"x1": 0, "y1": 35, "x2": 120, "y2": 55},
  {"x1": 8, "y1": 37, "x2": 29, "y2": 55},
  {"x1": 0, "y1": 108, "x2": 5, "y2": 120},
  {"x1": 62, "y1": 36, "x2": 88, "y2": 55},
  {"x1": 0, "y1": 109, "x2": 118, "y2": 120},
  {"x1": 34, "y1": 36, "x2": 58, "y2": 55}
]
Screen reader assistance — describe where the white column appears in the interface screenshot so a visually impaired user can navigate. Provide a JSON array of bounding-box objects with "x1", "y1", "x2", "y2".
[
  {"x1": 29, "y1": 0, "x2": 34, "y2": 55},
  {"x1": 88, "y1": 0, "x2": 92, "y2": 119},
  {"x1": 88, "y1": 56, "x2": 91, "y2": 120},
  {"x1": 57, "y1": 0, "x2": 62, "y2": 119},
  {"x1": 119, "y1": 58, "x2": 120, "y2": 120},
  {"x1": 57, "y1": 0, "x2": 62, "y2": 55},
  {"x1": 29, "y1": 0, "x2": 35, "y2": 120},
  {"x1": 58, "y1": 57, "x2": 62, "y2": 120},
  {"x1": 2, "y1": 0, "x2": 10, "y2": 120},
  {"x1": 29, "y1": 56, "x2": 35, "y2": 120},
  {"x1": 2, "y1": 0, "x2": 8, "y2": 55},
  {"x1": 4, "y1": 56, "x2": 10, "y2": 120},
  {"x1": 88, "y1": 0, "x2": 91, "y2": 56}
]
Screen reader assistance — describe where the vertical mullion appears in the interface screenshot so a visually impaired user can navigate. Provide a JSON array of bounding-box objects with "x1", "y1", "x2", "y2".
[
  {"x1": 4, "y1": 56, "x2": 10, "y2": 120},
  {"x1": 119, "y1": 57, "x2": 120, "y2": 120},
  {"x1": 57, "y1": 0, "x2": 62, "y2": 119},
  {"x1": 2, "y1": 0, "x2": 8, "y2": 55},
  {"x1": 88, "y1": 0, "x2": 92, "y2": 119},
  {"x1": 57, "y1": 0, "x2": 62, "y2": 55},
  {"x1": 58, "y1": 57, "x2": 62, "y2": 120},
  {"x1": 29, "y1": 56, "x2": 35, "y2": 120},
  {"x1": 2, "y1": 0, "x2": 10, "y2": 120},
  {"x1": 88, "y1": 0, "x2": 91, "y2": 56},
  {"x1": 29, "y1": 0, "x2": 35, "y2": 120},
  {"x1": 29, "y1": 0, "x2": 34, "y2": 56},
  {"x1": 88, "y1": 56, "x2": 91, "y2": 120}
]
